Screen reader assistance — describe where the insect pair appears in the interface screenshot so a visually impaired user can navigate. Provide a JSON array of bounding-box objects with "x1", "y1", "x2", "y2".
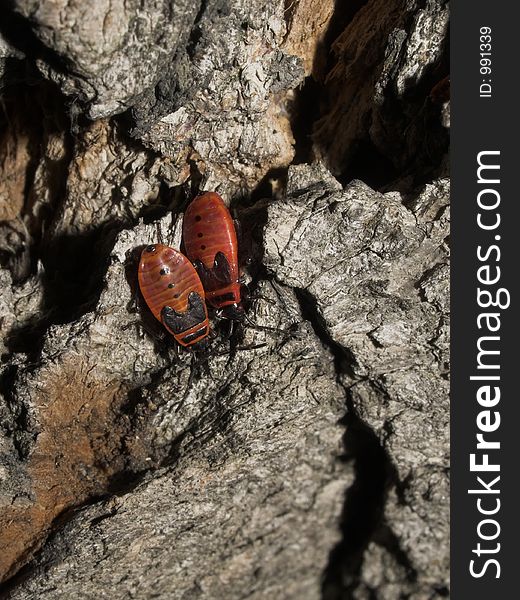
[{"x1": 138, "y1": 192, "x2": 243, "y2": 351}]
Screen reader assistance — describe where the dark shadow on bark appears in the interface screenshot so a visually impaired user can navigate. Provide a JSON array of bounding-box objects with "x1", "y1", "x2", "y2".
[
  {"x1": 290, "y1": 288, "x2": 416, "y2": 599},
  {"x1": 290, "y1": 0, "x2": 450, "y2": 193},
  {"x1": 288, "y1": 0, "x2": 369, "y2": 166},
  {"x1": 321, "y1": 416, "x2": 395, "y2": 600}
]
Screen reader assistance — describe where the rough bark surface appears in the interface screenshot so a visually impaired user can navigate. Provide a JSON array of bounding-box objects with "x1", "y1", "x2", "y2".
[
  {"x1": 0, "y1": 0, "x2": 449, "y2": 598},
  {"x1": 313, "y1": 0, "x2": 449, "y2": 189}
]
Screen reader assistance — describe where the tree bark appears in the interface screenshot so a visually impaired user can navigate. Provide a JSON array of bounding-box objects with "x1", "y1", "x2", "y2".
[{"x1": 0, "y1": 1, "x2": 449, "y2": 597}]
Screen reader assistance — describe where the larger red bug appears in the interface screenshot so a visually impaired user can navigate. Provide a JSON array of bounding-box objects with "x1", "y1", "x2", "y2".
[
  {"x1": 138, "y1": 244, "x2": 210, "y2": 349},
  {"x1": 182, "y1": 192, "x2": 244, "y2": 320}
]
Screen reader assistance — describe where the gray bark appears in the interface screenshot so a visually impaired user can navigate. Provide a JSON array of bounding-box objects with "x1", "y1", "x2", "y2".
[{"x1": 0, "y1": 0, "x2": 449, "y2": 598}]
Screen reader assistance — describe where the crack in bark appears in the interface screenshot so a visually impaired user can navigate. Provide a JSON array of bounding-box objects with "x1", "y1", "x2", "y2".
[{"x1": 291, "y1": 286, "x2": 417, "y2": 598}]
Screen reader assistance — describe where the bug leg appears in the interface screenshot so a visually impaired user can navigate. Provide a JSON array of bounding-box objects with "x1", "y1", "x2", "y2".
[
  {"x1": 175, "y1": 354, "x2": 198, "y2": 413},
  {"x1": 124, "y1": 246, "x2": 144, "y2": 313},
  {"x1": 226, "y1": 319, "x2": 245, "y2": 367},
  {"x1": 241, "y1": 314, "x2": 296, "y2": 340},
  {"x1": 155, "y1": 221, "x2": 165, "y2": 245},
  {"x1": 236, "y1": 342, "x2": 267, "y2": 352},
  {"x1": 233, "y1": 218, "x2": 242, "y2": 248},
  {"x1": 234, "y1": 219, "x2": 256, "y2": 270},
  {"x1": 121, "y1": 319, "x2": 140, "y2": 331},
  {"x1": 240, "y1": 283, "x2": 276, "y2": 306},
  {"x1": 126, "y1": 287, "x2": 140, "y2": 314},
  {"x1": 176, "y1": 346, "x2": 216, "y2": 413},
  {"x1": 201, "y1": 355, "x2": 214, "y2": 380},
  {"x1": 210, "y1": 341, "x2": 267, "y2": 358},
  {"x1": 224, "y1": 318, "x2": 234, "y2": 340},
  {"x1": 246, "y1": 292, "x2": 276, "y2": 306}
]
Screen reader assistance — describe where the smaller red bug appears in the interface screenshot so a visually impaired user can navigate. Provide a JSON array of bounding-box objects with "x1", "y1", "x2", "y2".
[
  {"x1": 138, "y1": 244, "x2": 210, "y2": 349},
  {"x1": 182, "y1": 192, "x2": 244, "y2": 320}
]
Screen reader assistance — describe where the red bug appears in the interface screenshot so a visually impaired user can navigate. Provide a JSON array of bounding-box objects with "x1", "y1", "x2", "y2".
[
  {"x1": 138, "y1": 244, "x2": 210, "y2": 349},
  {"x1": 182, "y1": 192, "x2": 244, "y2": 320}
]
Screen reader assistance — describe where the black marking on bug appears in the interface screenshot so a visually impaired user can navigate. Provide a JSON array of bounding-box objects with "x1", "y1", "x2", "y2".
[
  {"x1": 213, "y1": 252, "x2": 232, "y2": 283},
  {"x1": 146, "y1": 245, "x2": 156, "y2": 253},
  {"x1": 161, "y1": 292, "x2": 207, "y2": 334},
  {"x1": 193, "y1": 251, "x2": 232, "y2": 289},
  {"x1": 160, "y1": 267, "x2": 170, "y2": 276},
  {"x1": 168, "y1": 283, "x2": 175, "y2": 289},
  {"x1": 181, "y1": 326, "x2": 208, "y2": 344}
]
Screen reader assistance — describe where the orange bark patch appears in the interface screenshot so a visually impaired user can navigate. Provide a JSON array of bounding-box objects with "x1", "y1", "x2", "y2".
[
  {"x1": 0, "y1": 111, "x2": 33, "y2": 221},
  {"x1": 0, "y1": 358, "x2": 146, "y2": 583},
  {"x1": 282, "y1": 0, "x2": 336, "y2": 77}
]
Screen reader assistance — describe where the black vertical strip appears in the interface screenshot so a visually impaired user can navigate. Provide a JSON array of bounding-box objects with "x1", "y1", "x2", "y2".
[{"x1": 452, "y1": 2, "x2": 519, "y2": 597}]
